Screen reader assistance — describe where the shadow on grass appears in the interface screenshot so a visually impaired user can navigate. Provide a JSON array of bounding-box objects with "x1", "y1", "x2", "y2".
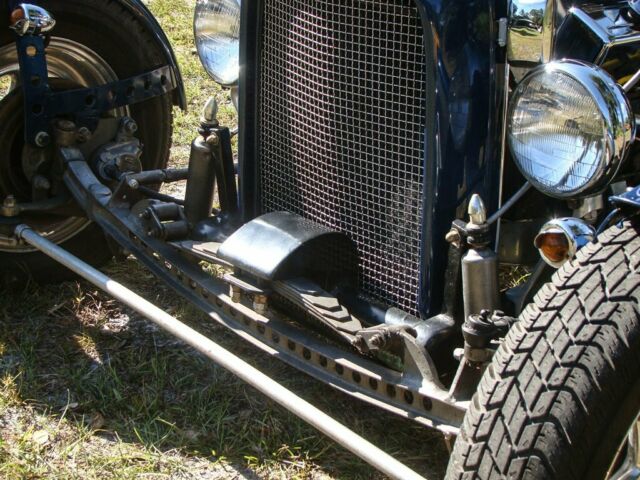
[{"x1": 0, "y1": 258, "x2": 449, "y2": 479}]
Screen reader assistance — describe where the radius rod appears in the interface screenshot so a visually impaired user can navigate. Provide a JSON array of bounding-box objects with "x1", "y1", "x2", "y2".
[{"x1": 15, "y1": 224, "x2": 426, "y2": 480}]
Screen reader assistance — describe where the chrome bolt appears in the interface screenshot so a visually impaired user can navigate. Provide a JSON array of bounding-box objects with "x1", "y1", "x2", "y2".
[
  {"x1": 35, "y1": 131, "x2": 50, "y2": 147},
  {"x1": 453, "y1": 347, "x2": 465, "y2": 362},
  {"x1": 127, "y1": 178, "x2": 140, "y2": 189},
  {"x1": 370, "y1": 334, "x2": 385, "y2": 348},
  {"x1": 230, "y1": 285, "x2": 241, "y2": 303},
  {"x1": 253, "y1": 294, "x2": 268, "y2": 315}
]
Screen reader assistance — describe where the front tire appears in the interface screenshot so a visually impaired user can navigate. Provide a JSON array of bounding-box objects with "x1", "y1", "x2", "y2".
[
  {"x1": 446, "y1": 221, "x2": 640, "y2": 479},
  {"x1": 0, "y1": 0, "x2": 173, "y2": 285}
]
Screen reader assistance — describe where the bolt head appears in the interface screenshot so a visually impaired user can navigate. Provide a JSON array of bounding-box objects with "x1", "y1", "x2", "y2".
[
  {"x1": 34, "y1": 131, "x2": 50, "y2": 147},
  {"x1": 445, "y1": 229, "x2": 461, "y2": 244},
  {"x1": 127, "y1": 178, "x2": 140, "y2": 189},
  {"x1": 3, "y1": 195, "x2": 16, "y2": 207},
  {"x1": 76, "y1": 127, "x2": 92, "y2": 143},
  {"x1": 230, "y1": 285, "x2": 241, "y2": 303},
  {"x1": 206, "y1": 133, "x2": 220, "y2": 146},
  {"x1": 123, "y1": 119, "x2": 138, "y2": 134}
]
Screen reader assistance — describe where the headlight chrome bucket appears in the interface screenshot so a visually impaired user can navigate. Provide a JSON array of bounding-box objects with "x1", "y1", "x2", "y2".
[
  {"x1": 508, "y1": 60, "x2": 635, "y2": 198},
  {"x1": 194, "y1": 0, "x2": 241, "y2": 86}
]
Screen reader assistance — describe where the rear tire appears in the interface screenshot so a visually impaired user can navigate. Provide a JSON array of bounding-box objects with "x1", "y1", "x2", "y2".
[
  {"x1": 446, "y1": 221, "x2": 640, "y2": 479},
  {"x1": 0, "y1": 0, "x2": 173, "y2": 285}
]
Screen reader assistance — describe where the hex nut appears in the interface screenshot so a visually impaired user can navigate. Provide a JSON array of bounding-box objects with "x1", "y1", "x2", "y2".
[
  {"x1": 253, "y1": 294, "x2": 268, "y2": 315},
  {"x1": 76, "y1": 127, "x2": 92, "y2": 143}
]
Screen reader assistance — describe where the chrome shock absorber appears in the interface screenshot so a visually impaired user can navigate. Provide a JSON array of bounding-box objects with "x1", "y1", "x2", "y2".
[{"x1": 461, "y1": 194, "x2": 499, "y2": 320}]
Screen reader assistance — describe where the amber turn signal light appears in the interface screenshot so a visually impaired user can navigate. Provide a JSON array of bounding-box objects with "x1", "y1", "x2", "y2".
[
  {"x1": 534, "y1": 218, "x2": 595, "y2": 268},
  {"x1": 534, "y1": 229, "x2": 570, "y2": 264}
]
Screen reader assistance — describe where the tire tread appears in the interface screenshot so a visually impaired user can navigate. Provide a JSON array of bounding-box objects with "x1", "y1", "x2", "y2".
[{"x1": 446, "y1": 222, "x2": 640, "y2": 480}]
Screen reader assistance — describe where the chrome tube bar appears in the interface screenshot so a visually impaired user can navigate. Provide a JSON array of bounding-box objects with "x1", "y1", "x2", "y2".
[
  {"x1": 623, "y1": 68, "x2": 640, "y2": 92},
  {"x1": 15, "y1": 224, "x2": 426, "y2": 480}
]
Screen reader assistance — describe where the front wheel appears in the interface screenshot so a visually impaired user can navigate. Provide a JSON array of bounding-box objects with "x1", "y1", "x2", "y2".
[
  {"x1": 0, "y1": 0, "x2": 173, "y2": 285},
  {"x1": 446, "y1": 221, "x2": 640, "y2": 479}
]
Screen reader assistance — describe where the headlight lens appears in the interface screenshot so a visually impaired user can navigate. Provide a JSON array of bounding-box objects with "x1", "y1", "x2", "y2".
[
  {"x1": 508, "y1": 60, "x2": 634, "y2": 198},
  {"x1": 194, "y1": 0, "x2": 241, "y2": 86}
]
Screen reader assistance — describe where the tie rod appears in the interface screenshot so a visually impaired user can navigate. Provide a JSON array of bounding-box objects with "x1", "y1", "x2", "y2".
[{"x1": 14, "y1": 224, "x2": 427, "y2": 480}]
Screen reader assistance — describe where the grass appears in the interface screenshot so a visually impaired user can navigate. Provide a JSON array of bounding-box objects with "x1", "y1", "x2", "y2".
[
  {"x1": 0, "y1": 261, "x2": 448, "y2": 479},
  {"x1": 0, "y1": 0, "x2": 449, "y2": 478},
  {"x1": 145, "y1": 0, "x2": 238, "y2": 165}
]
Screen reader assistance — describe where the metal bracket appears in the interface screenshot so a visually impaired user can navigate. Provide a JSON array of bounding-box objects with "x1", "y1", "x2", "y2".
[
  {"x1": 353, "y1": 324, "x2": 444, "y2": 389},
  {"x1": 11, "y1": 16, "x2": 178, "y2": 146},
  {"x1": 217, "y1": 211, "x2": 359, "y2": 289}
]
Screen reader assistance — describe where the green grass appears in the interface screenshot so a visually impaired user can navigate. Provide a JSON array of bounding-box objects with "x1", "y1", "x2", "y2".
[
  {"x1": 0, "y1": 260, "x2": 447, "y2": 479},
  {"x1": 0, "y1": 75, "x2": 12, "y2": 102},
  {"x1": 0, "y1": 0, "x2": 449, "y2": 478},
  {"x1": 147, "y1": 0, "x2": 238, "y2": 165}
]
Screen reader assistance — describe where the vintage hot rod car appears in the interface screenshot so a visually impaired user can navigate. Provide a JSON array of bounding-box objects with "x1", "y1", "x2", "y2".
[{"x1": 1, "y1": 0, "x2": 639, "y2": 478}]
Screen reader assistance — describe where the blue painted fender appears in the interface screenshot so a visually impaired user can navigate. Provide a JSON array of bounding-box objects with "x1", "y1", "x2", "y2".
[{"x1": 611, "y1": 186, "x2": 640, "y2": 209}]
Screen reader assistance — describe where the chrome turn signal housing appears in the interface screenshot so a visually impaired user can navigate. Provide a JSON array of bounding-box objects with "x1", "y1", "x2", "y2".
[{"x1": 534, "y1": 218, "x2": 595, "y2": 268}]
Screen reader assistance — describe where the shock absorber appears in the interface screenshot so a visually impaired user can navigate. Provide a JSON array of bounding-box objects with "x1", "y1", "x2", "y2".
[
  {"x1": 461, "y1": 194, "x2": 499, "y2": 320},
  {"x1": 184, "y1": 135, "x2": 216, "y2": 226},
  {"x1": 447, "y1": 194, "x2": 500, "y2": 321}
]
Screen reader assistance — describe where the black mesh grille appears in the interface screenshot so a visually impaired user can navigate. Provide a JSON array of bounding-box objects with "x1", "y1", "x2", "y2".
[{"x1": 258, "y1": 0, "x2": 427, "y2": 315}]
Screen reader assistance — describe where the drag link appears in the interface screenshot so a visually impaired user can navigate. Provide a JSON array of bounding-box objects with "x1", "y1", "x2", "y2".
[
  {"x1": 15, "y1": 224, "x2": 426, "y2": 480},
  {"x1": 125, "y1": 167, "x2": 189, "y2": 186}
]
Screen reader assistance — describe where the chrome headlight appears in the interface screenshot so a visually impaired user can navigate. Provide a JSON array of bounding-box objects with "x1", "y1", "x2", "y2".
[
  {"x1": 508, "y1": 60, "x2": 634, "y2": 198},
  {"x1": 194, "y1": 0, "x2": 241, "y2": 86}
]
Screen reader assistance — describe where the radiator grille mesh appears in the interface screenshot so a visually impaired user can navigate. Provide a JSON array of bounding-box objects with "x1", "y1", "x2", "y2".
[{"x1": 258, "y1": 0, "x2": 427, "y2": 315}]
